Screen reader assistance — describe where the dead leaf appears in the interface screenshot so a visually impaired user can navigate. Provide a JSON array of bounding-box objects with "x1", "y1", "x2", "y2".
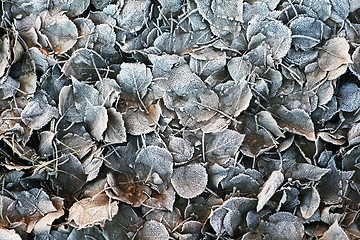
[
  {"x1": 135, "y1": 220, "x2": 169, "y2": 240},
  {"x1": 68, "y1": 194, "x2": 118, "y2": 229},
  {"x1": 171, "y1": 163, "x2": 208, "y2": 199},
  {"x1": 270, "y1": 105, "x2": 316, "y2": 141},
  {"x1": 320, "y1": 220, "x2": 349, "y2": 240},
  {"x1": 300, "y1": 187, "x2": 320, "y2": 219},
  {"x1": 105, "y1": 172, "x2": 151, "y2": 207},
  {"x1": 318, "y1": 37, "x2": 352, "y2": 72},
  {"x1": 257, "y1": 170, "x2": 284, "y2": 212},
  {"x1": 265, "y1": 212, "x2": 304, "y2": 240}
]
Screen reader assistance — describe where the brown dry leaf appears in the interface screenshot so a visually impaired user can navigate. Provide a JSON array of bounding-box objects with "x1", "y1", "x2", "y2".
[
  {"x1": 270, "y1": 105, "x2": 316, "y2": 141},
  {"x1": 318, "y1": 37, "x2": 352, "y2": 72},
  {"x1": 68, "y1": 194, "x2": 118, "y2": 229},
  {"x1": 122, "y1": 101, "x2": 161, "y2": 136},
  {"x1": 32, "y1": 197, "x2": 65, "y2": 235},
  {"x1": 105, "y1": 172, "x2": 151, "y2": 207},
  {"x1": 320, "y1": 220, "x2": 349, "y2": 240}
]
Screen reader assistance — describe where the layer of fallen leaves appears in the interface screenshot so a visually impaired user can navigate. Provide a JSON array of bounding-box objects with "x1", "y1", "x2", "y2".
[{"x1": 1, "y1": 0, "x2": 360, "y2": 239}]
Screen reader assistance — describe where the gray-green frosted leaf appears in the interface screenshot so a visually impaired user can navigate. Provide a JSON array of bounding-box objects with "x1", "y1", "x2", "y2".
[
  {"x1": 205, "y1": 129, "x2": 245, "y2": 161},
  {"x1": 257, "y1": 170, "x2": 284, "y2": 212},
  {"x1": 116, "y1": 0, "x2": 151, "y2": 32},
  {"x1": 135, "y1": 220, "x2": 169, "y2": 240},
  {"x1": 300, "y1": 187, "x2": 320, "y2": 219},
  {"x1": 116, "y1": 62, "x2": 152, "y2": 97},
  {"x1": 266, "y1": 212, "x2": 304, "y2": 240},
  {"x1": 42, "y1": 19, "x2": 78, "y2": 54},
  {"x1": 290, "y1": 16, "x2": 331, "y2": 51},
  {"x1": 337, "y1": 82, "x2": 360, "y2": 112},
  {"x1": 136, "y1": 146, "x2": 173, "y2": 178},
  {"x1": 215, "y1": 80, "x2": 252, "y2": 117},
  {"x1": 171, "y1": 163, "x2": 207, "y2": 199},
  {"x1": 104, "y1": 108, "x2": 126, "y2": 144},
  {"x1": 62, "y1": 49, "x2": 107, "y2": 81}
]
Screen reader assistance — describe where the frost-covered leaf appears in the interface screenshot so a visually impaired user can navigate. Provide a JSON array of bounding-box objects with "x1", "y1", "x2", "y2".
[
  {"x1": 72, "y1": 18, "x2": 96, "y2": 50},
  {"x1": 171, "y1": 163, "x2": 207, "y2": 199},
  {"x1": 135, "y1": 220, "x2": 169, "y2": 240},
  {"x1": 58, "y1": 133, "x2": 93, "y2": 159},
  {"x1": 238, "y1": 115, "x2": 276, "y2": 158},
  {"x1": 330, "y1": 0, "x2": 350, "y2": 23},
  {"x1": 145, "y1": 183, "x2": 176, "y2": 211},
  {"x1": 271, "y1": 105, "x2": 316, "y2": 141},
  {"x1": 0, "y1": 76, "x2": 19, "y2": 99},
  {"x1": 246, "y1": 19, "x2": 291, "y2": 59},
  {"x1": 189, "y1": 48, "x2": 226, "y2": 78},
  {"x1": 103, "y1": 108, "x2": 126, "y2": 143},
  {"x1": 83, "y1": 150, "x2": 103, "y2": 182},
  {"x1": 72, "y1": 77, "x2": 104, "y2": 109},
  {"x1": 317, "y1": 169, "x2": 354, "y2": 204},
  {"x1": 84, "y1": 105, "x2": 108, "y2": 140},
  {"x1": 320, "y1": 220, "x2": 349, "y2": 240},
  {"x1": 214, "y1": 80, "x2": 252, "y2": 117},
  {"x1": 256, "y1": 111, "x2": 284, "y2": 138},
  {"x1": 227, "y1": 57, "x2": 252, "y2": 83},
  {"x1": 136, "y1": 146, "x2": 173, "y2": 178},
  {"x1": 257, "y1": 170, "x2": 284, "y2": 212},
  {"x1": 52, "y1": 154, "x2": 86, "y2": 196},
  {"x1": 52, "y1": 0, "x2": 90, "y2": 17},
  {"x1": 290, "y1": 16, "x2": 331, "y2": 51},
  {"x1": 62, "y1": 49, "x2": 107, "y2": 81},
  {"x1": 42, "y1": 19, "x2": 78, "y2": 54},
  {"x1": 0, "y1": 228, "x2": 21, "y2": 240},
  {"x1": 21, "y1": 92, "x2": 59, "y2": 130},
  {"x1": 67, "y1": 225, "x2": 107, "y2": 240},
  {"x1": 95, "y1": 78, "x2": 121, "y2": 108},
  {"x1": 91, "y1": 0, "x2": 113, "y2": 10},
  {"x1": 209, "y1": 197, "x2": 257, "y2": 236},
  {"x1": 205, "y1": 129, "x2": 245, "y2": 161},
  {"x1": 0, "y1": 35, "x2": 11, "y2": 78},
  {"x1": 350, "y1": 46, "x2": 360, "y2": 79},
  {"x1": 103, "y1": 204, "x2": 143, "y2": 240},
  {"x1": 7, "y1": 188, "x2": 57, "y2": 223},
  {"x1": 337, "y1": 82, "x2": 360, "y2": 112},
  {"x1": 154, "y1": 30, "x2": 213, "y2": 55},
  {"x1": 106, "y1": 172, "x2": 151, "y2": 207},
  {"x1": 32, "y1": 197, "x2": 64, "y2": 235},
  {"x1": 38, "y1": 131, "x2": 55, "y2": 157},
  {"x1": 116, "y1": 62, "x2": 152, "y2": 97},
  {"x1": 58, "y1": 85, "x2": 83, "y2": 123},
  {"x1": 211, "y1": 0, "x2": 244, "y2": 22},
  {"x1": 318, "y1": 37, "x2": 352, "y2": 72},
  {"x1": 300, "y1": 187, "x2": 320, "y2": 219},
  {"x1": 302, "y1": 0, "x2": 331, "y2": 21},
  {"x1": 265, "y1": 212, "x2": 304, "y2": 240},
  {"x1": 116, "y1": 0, "x2": 151, "y2": 32},
  {"x1": 163, "y1": 64, "x2": 219, "y2": 129},
  {"x1": 68, "y1": 194, "x2": 118, "y2": 229},
  {"x1": 168, "y1": 136, "x2": 194, "y2": 163},
  {"x1": 285, "y1": 163, "x2": 330, "y2": 181}
]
